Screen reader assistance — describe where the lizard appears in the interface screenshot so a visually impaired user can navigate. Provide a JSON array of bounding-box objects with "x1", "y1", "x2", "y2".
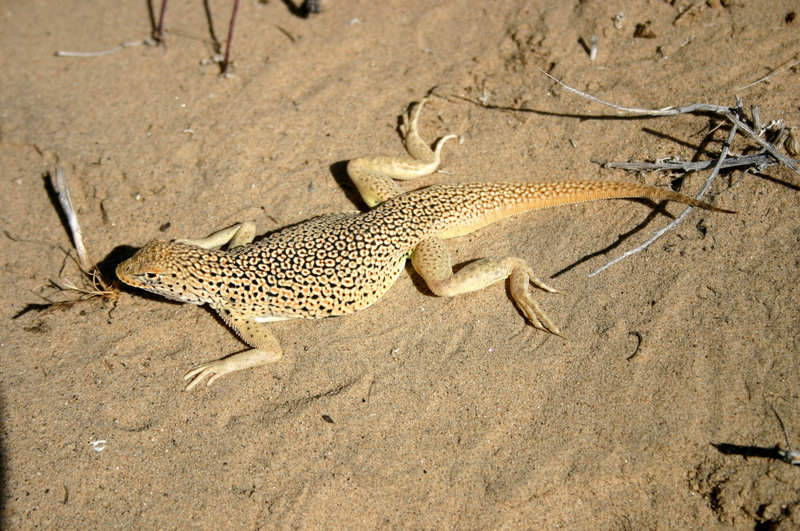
[{"x1": 116, "y1": 98, "x2": 733, "y2": 390}]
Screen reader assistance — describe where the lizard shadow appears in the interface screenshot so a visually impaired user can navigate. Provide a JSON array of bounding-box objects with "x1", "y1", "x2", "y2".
[
  {"x1": 550, "y1": 199, "x2": 677, "y2": 279},
  {"x1": 328, "y1": 160, "x2": 369, "y2": 210},
  {"x1": 100, "y1": 245, "x2": 137, "y2": 281}
]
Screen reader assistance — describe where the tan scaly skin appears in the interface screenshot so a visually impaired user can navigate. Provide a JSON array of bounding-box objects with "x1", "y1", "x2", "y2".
[{"x1": 116, "y1": 99, "x2": 733, "y2": 390}]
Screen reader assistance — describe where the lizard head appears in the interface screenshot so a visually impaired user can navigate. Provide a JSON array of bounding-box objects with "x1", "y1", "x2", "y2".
[{"x1": 116, "y1": 240, "x2": 216, "y2": 305}]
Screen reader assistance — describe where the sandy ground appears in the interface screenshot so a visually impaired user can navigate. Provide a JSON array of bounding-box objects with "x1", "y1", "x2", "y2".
[{"x1": 2, "y1": 0, "x2": 799, "y2": 527}]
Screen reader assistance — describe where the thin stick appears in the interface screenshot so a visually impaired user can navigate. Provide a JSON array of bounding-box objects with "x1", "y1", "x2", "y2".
[
  {"x1": 220, "y1": 0, "x2": 240, "y2": 74},
  {"x1": 52, "y1": 168, "x2": 91, "y2": 271},
  {"x1": 594, "y1": 151, "x2": 796, "y2": 173},
  {"x1": 544, "y1": 70, "x2": 718, "y2": 115},
  {"x1": 37, "y1": 168, "x2": 119, "y2": 308},
  {"x1": 155, "y1": 0, "x2": 169, "y2": 42},
  {"x1": 56, "y1": 39, "x2": 153, "y2": 58},
  {"x1": 588, "y1": 124, "x2": 737, "y2": 277},
  {"x1": 737, "y1": 55, "x2": 800, "y2": 91},
  {"x1": 770, "y1": 405, "x2": 800, "y2": 466},
  {"x1": 542, "y1": 71, "x2": 799, "y2": 174}
]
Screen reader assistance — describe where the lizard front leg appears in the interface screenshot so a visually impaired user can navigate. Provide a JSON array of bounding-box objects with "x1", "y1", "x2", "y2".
[
  {"x1": 183, "y1": 305, "x2": 283, "y2": 390},
  {"x1": 411, "y1": 236, "x2": 563, "y2": 336},
  {"x1": 346, "y1": 98, "x2": 458, "y2": 207}
]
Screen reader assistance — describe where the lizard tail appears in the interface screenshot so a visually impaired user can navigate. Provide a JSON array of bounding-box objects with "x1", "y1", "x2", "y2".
[{"x1": 417, "y1": 180, "x2": 734, "y2": 239}]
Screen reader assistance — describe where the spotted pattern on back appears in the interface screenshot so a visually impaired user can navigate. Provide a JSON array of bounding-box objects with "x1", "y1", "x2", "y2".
[{"x1": 117, "y1": 180, "x2": 725, "y2": 321}]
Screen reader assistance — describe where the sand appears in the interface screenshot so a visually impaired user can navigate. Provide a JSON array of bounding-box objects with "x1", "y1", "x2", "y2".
[{"x1": 2, "y1": 0, "x2": 799, "y2": 527}]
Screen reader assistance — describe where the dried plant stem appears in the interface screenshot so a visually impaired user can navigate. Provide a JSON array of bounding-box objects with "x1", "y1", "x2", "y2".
[
  {"x1": 155, "y1": 0, "x2": 169, "y2": 42},
  {"x1": 737, "y1": 54, "x2": 800, "y2": 91},
  {"x1": 589, "y1": 124, "x2": 737, "y2": 277},
  {"x1": 45, "y1": 168, "x2": 118, "y2": 306},
  {"x1": 542, "y1": 71, "x2": 799, "y2": 175},
  {"x1": 220, "y1": 0, "x2": 240, "y2": 74},
  {"x1": 53, "y1": 167, "x2": 91, "y2": 271},
  {"x1": 56, "y1": 39, "x2": 154, "y2": 58},
  {"x1": 541, "y1": 71, "x2": 798, "y2": 276},
  {"x1": 594, "y1": 151, "x2": 797, "y2": 173}
]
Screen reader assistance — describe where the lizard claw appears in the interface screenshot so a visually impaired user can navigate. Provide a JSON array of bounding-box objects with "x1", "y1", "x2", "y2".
[
  {"x1": 183, "y1": 349, "x2": 282, "y2": 391},
  {"x1": 509, "y1": 264, "x2": 565, "y2": 337}
]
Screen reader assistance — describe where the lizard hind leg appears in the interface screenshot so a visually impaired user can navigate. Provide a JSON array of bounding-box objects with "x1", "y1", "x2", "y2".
[
  {"x1": 346, "y1": 99, "x2": 458, "y2": 208},
  {"x1": 400, "y1": 97, "x2": 457, "y2": 163},
  {"x1": 411, "y1": 237, "x2": 564, "y2": 336},
  {"x1": 175, "y1": 222, "x2": 257, "y2": 250}
]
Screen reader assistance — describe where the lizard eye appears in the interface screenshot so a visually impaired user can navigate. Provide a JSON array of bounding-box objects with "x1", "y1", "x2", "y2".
[{"x1": 145, "y1": 272, "x2": 158, "y2": 279}]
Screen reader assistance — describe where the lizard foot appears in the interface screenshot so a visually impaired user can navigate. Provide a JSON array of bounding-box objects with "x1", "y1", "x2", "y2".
[
  {"x1": 184, "y1": 349, "x2": 281, "y2": 391},
  {"x1": 509, "y1": 263, "x2": 564, "y2": 337}
]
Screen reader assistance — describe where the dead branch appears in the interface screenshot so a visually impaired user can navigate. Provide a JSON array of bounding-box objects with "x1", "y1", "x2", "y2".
[
  {"x1": 589, "y1": 125, "x2": 737, "y2": 277},
  {"x1": 541, "y1": 72, "x2": 797, "y2": 276},
  {"x1": 592, "y1": 151, "x2": 797, "y2": 173},
  {"x1": 542, "y1": 71, "x2": 799, "y2": 175},
  {"x1": 40, "y1": 168, "x2": 118, "y2": 309}
]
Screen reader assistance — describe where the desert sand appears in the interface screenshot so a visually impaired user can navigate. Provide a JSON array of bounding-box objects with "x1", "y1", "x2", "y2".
[{"x1": 2, "y1": 0, "x2": 799, "y2": 527}]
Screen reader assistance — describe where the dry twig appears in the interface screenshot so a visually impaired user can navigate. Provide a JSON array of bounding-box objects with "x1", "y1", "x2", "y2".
[
  {"x1": 771, "y1": 405, "x2": 800, "y2": 466},
  {"x1": 55, "y1": 39, "x2": 155, "y2": 58},
  {"x1": 593, "y1": 152, "x2": 797, "y2": 173},
  {"x1": 540, "y1": 72, "x2": 798, "y2": 276},
  {"x1": 590, "y1": 124, "x2": 736, "y2": 277},
  {"x1": 737, "y1": 54, "x2": 800, "y2": 91},
  {"x1": 53, "y1": 168, "x2": 91, "y2": 270},
  {"x1": 42, "y1": 168, "x2": 118, "y2": 309},
  {"x1": 713, "y1": 405, "x2": 800, "y2": 466},
  {"x1": 542, "y1": 72, "x2": 798, "y2": 174}
]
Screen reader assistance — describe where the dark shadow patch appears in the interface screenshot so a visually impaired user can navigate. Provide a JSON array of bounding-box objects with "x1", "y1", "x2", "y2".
[{"x1": 329, "y1": 160, "x2": 368, "y2": 210}]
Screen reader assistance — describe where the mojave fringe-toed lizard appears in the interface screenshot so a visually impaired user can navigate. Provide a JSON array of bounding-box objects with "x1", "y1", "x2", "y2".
[{"x1": 117, "y1": 99, "x2": 732, "y2": 390}]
